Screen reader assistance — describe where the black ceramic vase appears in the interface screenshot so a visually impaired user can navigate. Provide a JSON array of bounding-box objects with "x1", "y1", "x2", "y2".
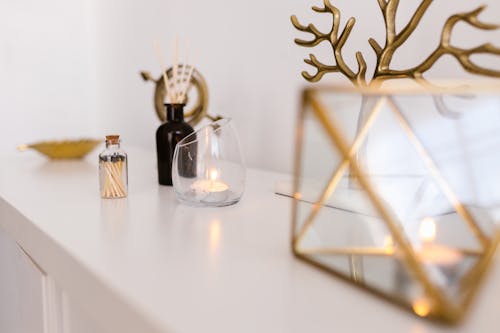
[{"x1": 156, "y1": 103, "x2": 195, "y2": 185}]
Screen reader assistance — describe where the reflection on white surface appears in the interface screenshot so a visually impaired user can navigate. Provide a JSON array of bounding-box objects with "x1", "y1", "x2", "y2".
[
  {"x1": 410, "y1": 323, "x2": 429, "y2": 333},
  {"x1": 36, "y1": 160, "x2": 96, "y2": 176},
  {"x1": 209, "y1": 219, "x2": 221, "y2": 260},
  {"x1": 100, "y1": 198, "x2": 128, "y2": 237}
]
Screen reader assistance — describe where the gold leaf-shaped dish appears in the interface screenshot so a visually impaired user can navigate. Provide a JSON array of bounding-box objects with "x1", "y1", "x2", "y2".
[{"x1": 17, "y1": 139, "x2": 101, "y2": 159}]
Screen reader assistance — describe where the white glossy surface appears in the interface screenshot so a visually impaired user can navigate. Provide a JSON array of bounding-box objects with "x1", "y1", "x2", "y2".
[{"x1": 1, "y1": 148, "x2": 500, "y2": 333}]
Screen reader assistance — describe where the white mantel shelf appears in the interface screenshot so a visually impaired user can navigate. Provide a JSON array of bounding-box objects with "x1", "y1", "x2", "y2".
[{"x1": 1, "y1": 148, "x2": 500, "y2": 333}]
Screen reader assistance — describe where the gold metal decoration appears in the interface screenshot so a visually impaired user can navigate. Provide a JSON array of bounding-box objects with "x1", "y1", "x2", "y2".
[
  {"x1": 290, "y1": 83, "x2": 500, "y2": 324},
  {"x1": 291, "y1": 0, "x2": 500, "y2": 87},
  {"x1": 17, "y1": 139, "x2": 101, "y2": 159},
  {"x1": 290, "y1": 0, "x2": 500, "y2": 324},
  {"x1": 141, "y1": 67, "x2": 222, "y2": 126}
]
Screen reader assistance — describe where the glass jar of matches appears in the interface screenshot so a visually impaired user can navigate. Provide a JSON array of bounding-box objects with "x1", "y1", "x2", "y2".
[{"x1": 99, "y1": 135, "x2": 128, "y2": 199}]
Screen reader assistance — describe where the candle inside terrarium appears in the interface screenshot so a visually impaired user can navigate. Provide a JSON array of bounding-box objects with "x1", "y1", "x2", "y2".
[
  {"x1": 382, "y1": 218, "x2": 463, "y2": 266},
  {"x1": 417, "y1": 217, "x2": 462, "y2": 266}
]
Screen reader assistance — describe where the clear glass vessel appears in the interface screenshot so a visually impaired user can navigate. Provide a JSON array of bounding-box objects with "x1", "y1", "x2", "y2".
[
  {"x1": 172, "y1": 118, "x2": 246, "y2": 206},
  {"x1": 99, "y1": 135, "x2": 128, "y2": 199}
]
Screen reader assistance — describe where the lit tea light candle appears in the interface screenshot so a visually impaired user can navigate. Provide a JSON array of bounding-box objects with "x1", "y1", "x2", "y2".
[
  {"x1": 191, "y1": 168, "x2": 229, "y2": 193},
  {"x1": 417, "y1": 243, "x2": 462, "y2": 265},
  {"x1": 417, "y1": 217, "x2": 462, "y2": 266},
  {"x1": 382, "y1": 218, "x2": 462, "y2": 265}
]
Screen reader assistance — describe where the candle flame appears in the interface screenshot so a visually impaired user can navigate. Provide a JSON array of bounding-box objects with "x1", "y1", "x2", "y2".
[
  {"x1": 419, "y1": 217, "x2": 436, "y2": 242},
  {"x1": 209, "y1": 168, "x2": 218, "y2": 181}
]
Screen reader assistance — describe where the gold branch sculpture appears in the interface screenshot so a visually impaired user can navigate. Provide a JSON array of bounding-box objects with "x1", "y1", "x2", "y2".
[{"x1": 291, "y1": 0, "x2": 500, "y2": 87}]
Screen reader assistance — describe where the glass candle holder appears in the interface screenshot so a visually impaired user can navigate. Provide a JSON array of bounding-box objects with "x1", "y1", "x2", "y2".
[{"x1": 172, "y1": 118, "x2": 246, "y2": 206}]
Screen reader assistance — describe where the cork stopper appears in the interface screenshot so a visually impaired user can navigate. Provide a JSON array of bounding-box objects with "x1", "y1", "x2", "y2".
[{"x1": 105, "y1": 135, "x2": 120, "y2": 145}]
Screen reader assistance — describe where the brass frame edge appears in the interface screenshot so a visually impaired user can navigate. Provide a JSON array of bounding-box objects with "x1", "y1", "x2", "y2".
[{"x1": 291, "y1": 87, "x2": 500, "y2": 323}]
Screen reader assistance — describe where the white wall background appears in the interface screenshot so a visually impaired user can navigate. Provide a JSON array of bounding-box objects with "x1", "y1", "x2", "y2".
[
  {"x1": 0, "y1": 0, "x2": 98, "y2": 150},
  {"x1": 1, "y1": 0, "x2": 499, "y2": 173}
]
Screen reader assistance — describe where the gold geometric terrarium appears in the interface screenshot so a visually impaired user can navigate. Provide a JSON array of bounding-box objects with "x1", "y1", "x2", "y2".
[
  {"x1": 290, "y1": 84, "x2": 500, "y2": 323},
  {"x1": 290, "y1": 0, "x2": 500, "y2": 323}
]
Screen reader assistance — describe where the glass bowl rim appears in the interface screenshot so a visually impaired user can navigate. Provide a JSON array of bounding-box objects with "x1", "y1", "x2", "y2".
[{"x1": 176, "y1": 117, "x2": 232, "y2": 147}]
